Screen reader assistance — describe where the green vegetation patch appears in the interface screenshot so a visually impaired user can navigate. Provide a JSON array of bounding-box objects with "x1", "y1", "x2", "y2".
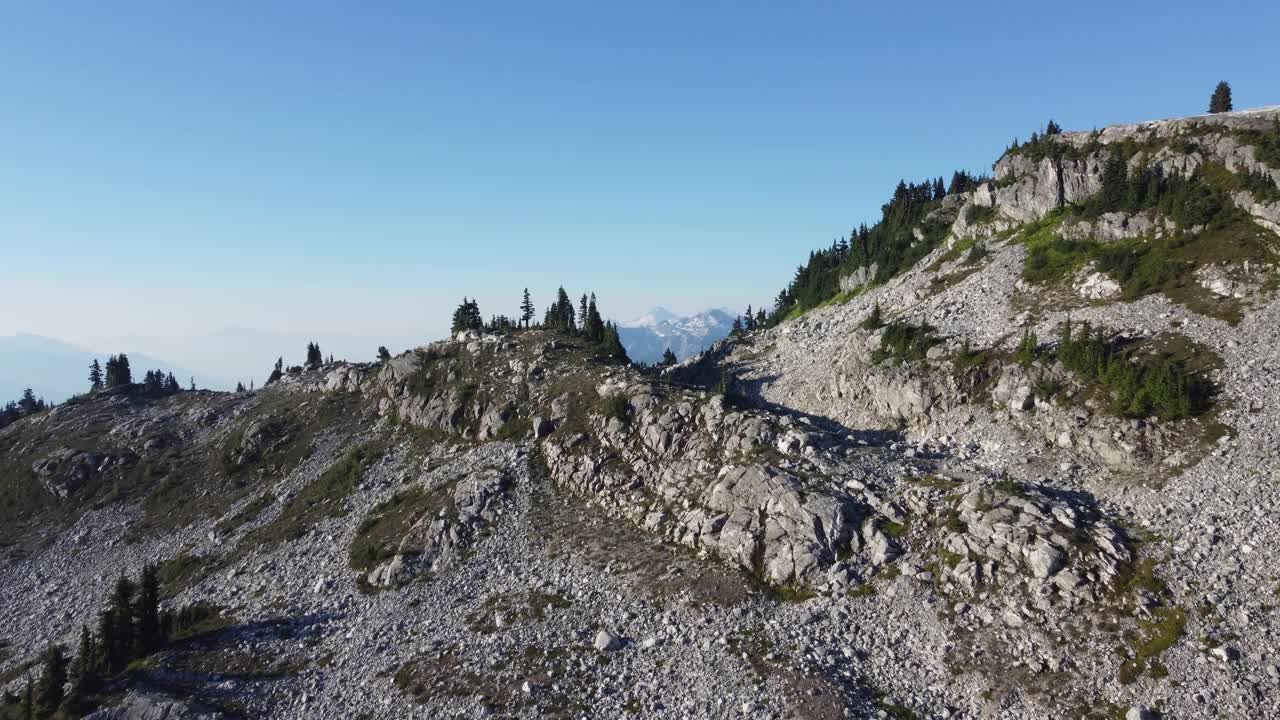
[
  {"x1": 1234, "y1": 121, "x2": 1280, "y2": 169},
  {"x1": 873, "y1": 321, "x2": 941, "y2": 365},
  {"x1": 1118, "y1": 606, "x2": 1186, "y2": 685},
  {"x1": 1055, "y1": 320, "x2": 1216, "y2": 420},
  {"x1": 349, "y1": 481, "x2": 457, "y2": 572},
  {"x1": 244, "y1": 440, "x2": 387, "y2": 549}
]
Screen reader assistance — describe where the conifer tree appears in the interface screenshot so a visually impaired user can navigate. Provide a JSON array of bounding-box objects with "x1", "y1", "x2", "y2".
[
  {"x1": 596, "y1": 322, "x2": 628, "y2": 362},
  {"x1": 19, "y1": 388, "x2": 39, "y2": 414},
  {"x1": 585, "y1": 293, "x2": 604, "y2": 342},
  {"x1": 35, "y1": 644, "x2": 68, "y2": 718},
  {"x1": 21, "y1": 677, "x2": 32, "y2": 720},
  {"x1": 267, "y1": 357, "x2": 284, "y2": 386},
  {"x1": 1045, "y1": 119, "x2": 1062, "y2": 135},
  {"x1": 1209, "y1": 81, "x2": 1232, "y2": 114},
  {"x1": 578, "y1": 294, "x2": 589, "y2": 335},
  {"x1": 166, "y1": 372, "x2": 180, "y2": 393},
  {"x1": 117, "y1": 354, "x2": 132, "y2": 386},
  {"x1": 520, "y1": 288, "x2": 535, "y2": 328},
  {"x1": 377, "y1": 346, "x2": 391, "y2": 363},
  {"x1": 305, "y1": 342, "x2": 323, "y2": 369},
  {"x1": 136, "y1": 564, "x2": 162, "y2": 655},
  {"x1": 730, "y1": 317, "x2": 744, "y2": 336},
  {"x1": 89, "y1": 359, "x2": 103, "y2": 392},
  {"x1": 106, "y1": 575, "x2": 135, "y2": 672},
  {"x1": 68, "y1": 625, "x2": 99, "y2": 706},
  {"x1": 661, "y1": 348, "x2": 678, "y2": 367}
]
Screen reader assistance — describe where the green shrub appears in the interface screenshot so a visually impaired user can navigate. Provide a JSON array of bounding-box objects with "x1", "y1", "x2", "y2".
[
  {"x1": 1234, "y1": 122, "x2": 1280, "y2": 168},
  {"x1": 1023, "y1": 237, "x2": 1094, "y2": 283},
  {"x1": 964, "y1": 203, "x2": 997, "y2": 225},
  {"x1": 1013, "y1": 329, "x2": 1039, "y2": 367},
  {"x1": 874, "y1": 321, "x2": 940, "y2": 365},
  {"x1": 964, "y1": 242, "x2": 989, "y2": 265},
  {"x1": 598, "y1": 394, "x2": 630, "y2": 423},
  {"x1": 860, "y1": 302, "x2": 884, "y2": 330}
]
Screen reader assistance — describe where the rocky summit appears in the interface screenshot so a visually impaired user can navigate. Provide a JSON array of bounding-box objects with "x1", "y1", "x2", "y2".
[{"x1": 5, "y1": 106, "x2": 1280, "y2": 720}]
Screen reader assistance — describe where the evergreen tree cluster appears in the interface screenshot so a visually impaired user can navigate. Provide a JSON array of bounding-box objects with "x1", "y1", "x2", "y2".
[
  {"x1": 768, "y1": 172, "x2": 982, "y2": 325},
  {"x1": 1054, "y1": 319, "x2": 1214, "y2": 420},
  {"x1": 451, "y1": 298, "x2": 484, "y2": 333},
  {"x1": 0, "y1": 389, "x2": 50, "y2": 430},
  {"x1": 1082, "y1": 152, "x2": 1228, "y2": 228},
  {"x1": 305, "y1": 342, "x2": 324, "y2": 369},
  {"x1": 442, "y1": 287, "x2": 628, "y2": 361},
  {"x1": 0, "y1": 565, "x2": 204, "y2": 719},
  {"x1": 103, "y1": 354, "x2": 132, "y2": 388},
  {"x1": 140, "y1": 370, "x2": 181, "y2": 396},
  {"x1": 729, "y1": 305, "x2": 768, "y2": 337}
]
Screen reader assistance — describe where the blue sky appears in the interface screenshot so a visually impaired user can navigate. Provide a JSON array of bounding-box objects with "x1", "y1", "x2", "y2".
[{"x1": 1, "y1": 1, "x2": 1276, "y2": 374}]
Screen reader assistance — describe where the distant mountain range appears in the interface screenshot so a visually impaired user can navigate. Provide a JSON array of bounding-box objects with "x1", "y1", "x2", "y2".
[
  {"x1": 618, "y1": 307, "x2": 735, "y2": 364},
  {"x1": 0, "y1": 333, "x2": 217, "y2": 403}
]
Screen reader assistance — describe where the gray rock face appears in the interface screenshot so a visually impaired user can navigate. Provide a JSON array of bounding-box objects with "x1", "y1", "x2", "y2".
[
  {"x1": 31, "y1": 446, "x2": 108, "y2": 497},
  {"x1": 84, "y1": 693, "x2": 224, "y2": 720}
]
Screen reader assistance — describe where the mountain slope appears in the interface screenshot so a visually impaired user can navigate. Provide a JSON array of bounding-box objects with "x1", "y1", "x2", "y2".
[{"x1": 3, "y1": 106, "x2": 1280, "y2": 720}]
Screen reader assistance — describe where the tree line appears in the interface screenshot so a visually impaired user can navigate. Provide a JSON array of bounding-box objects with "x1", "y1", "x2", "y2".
[
  {"x1": 449, "y1": 287, "x2": 629, "y2": 361},
  {"x1": 766, "y1": 170, "x2": 985, "y2": 325}
]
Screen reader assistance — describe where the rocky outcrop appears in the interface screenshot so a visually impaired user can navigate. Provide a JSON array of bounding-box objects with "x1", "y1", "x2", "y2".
[
  {"x1": 366, "y1": 467, "x2": 511, "y2": 587},
  {"x1": 84, "y1": 693, "x2": 224, "y2": 720},
  {"x1": 31, "y1": 446, "x2": 121, "y2": 498},
  {"x1": 938, "y1": 483, "x2": 1130, "y2": 602}
]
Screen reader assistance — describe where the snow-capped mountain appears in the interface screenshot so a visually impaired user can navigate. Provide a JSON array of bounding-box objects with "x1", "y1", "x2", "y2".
[{"x1": 618, "y1": 307, "x2": 735, "y2": 364}]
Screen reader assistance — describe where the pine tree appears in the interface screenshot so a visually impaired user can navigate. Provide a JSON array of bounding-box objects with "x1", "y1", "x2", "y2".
[
  {"x1": 1209, "y1": 81, "x2": 1232, "y2": 114},
  {"x1": 377, "y1": 346, "x2": 391, "y2": 362},
  {"x1": 68, "y1": 625, "x2": 99, "y2": 705},
  {"x1": 267, "y1": 357, "x2": 284, "y2": 386},
  {"x1": 596, "y1": 322, "x2": 628, "y2": 362},
  {"x1": 89, "y1": 359, "x2": 103, "y2": 392},
  {"x1": 661, "y1": 348, "x2": 678, "y2": 367},
  {"x1": 585, "y1": 293, "x2": 603, "y2": 342},
  {"x1": 1045, "y1": 119, "x2": 1062, "y2": 135},
  {"x1": 305, "y1": 342, "x2": 323, "y2": 369},
  {"x1": 451, "y1": 298, "x2": 482, "y2": 333},
  {"x1": 116, "y1": 354, "x2": 132, "y2": 386},
  {"x1": 520, "y1": 288, "x2": 535, "y2": 328},
  {"x1": 166, "y1": 372, "x2": 180, "y2": 393},
  {"x1": 135, "y1": 564, "x2": 162, "y2": 655},
  {"x1": 730, "y1": 317, "x2": 743, "y2": 336},
  {"x1": 189, "y1": 377, "x2": 196, "y2": 391},
  {"x1": 107, "y1": 575, "x2": 135, "y2": 672},
  {"x1": 19, "y1": 388, "x2": 39, "y2": 414},
  {"x1": 578, "y1": 294, "x2": 589, "y2": 335},
  {"x1": 35, "y1": 644, "x2": 68, "y2": 717}
]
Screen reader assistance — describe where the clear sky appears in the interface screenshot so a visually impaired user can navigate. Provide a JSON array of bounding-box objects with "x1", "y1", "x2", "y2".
[{"x1": 2, "y1": 1, "x2": 1276, "y2": 377}]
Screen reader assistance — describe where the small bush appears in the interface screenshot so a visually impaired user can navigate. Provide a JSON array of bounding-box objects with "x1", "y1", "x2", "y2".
[
  {"x1": 598, "y1": 394, "x2": 630, "y2": 423},
  {"x1": 860, "y1": 302, "x2": 884, "y2": 330},
  {"x1": 874, "y1": 321, "x2": 940, "y2": 365},
  {"x1": 964, "y1": 203, "x2": 997, "y2": 225},
  {"x1": 1013, "y1": 329, "x2": 1039, "y2": 367}
]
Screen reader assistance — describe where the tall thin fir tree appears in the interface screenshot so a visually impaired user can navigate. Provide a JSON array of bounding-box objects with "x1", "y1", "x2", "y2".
[
  {"x1": 520, "y1": 288, "x2": 535, "y2": 328},
  {"x1": 578, "y1": 294, "x2": 589, "y2": 336},
  {"x1": 1209, "y1": 81, "x2": 1233, "y2": 114},
  {"x1": 89, "y1": 359, "x2": 103, "y2": 392},
  {"x1": 35, "y1": 644, "x2": 68, "y2": 717}
]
